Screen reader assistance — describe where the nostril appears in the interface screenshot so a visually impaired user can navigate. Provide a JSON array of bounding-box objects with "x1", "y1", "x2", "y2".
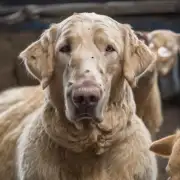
[
  {"x1": 73, "y1": 93, "x2": 99, "y2": 107},
  {"x1": 72, "y1": 89, "x2": 101, "y2": 107},
  {"x1": 89, "y1": 95, "x2": 98, "y2": 103},
  {"x1": 73, "y1": 95, "x2": 85, "y2": 105}
]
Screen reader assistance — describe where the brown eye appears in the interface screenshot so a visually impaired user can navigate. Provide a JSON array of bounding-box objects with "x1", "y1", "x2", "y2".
[
  {"x1": 60, "y1": 44, "x2": 71, "y2": 53},
  {"x1": 106, "y1": 45, "x2": 115, "y2": 52}
]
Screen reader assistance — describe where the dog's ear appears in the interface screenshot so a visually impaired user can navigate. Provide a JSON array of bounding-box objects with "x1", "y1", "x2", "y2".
[
  {"x1": 123, "y1": 26, "x2": 156, "y2": 87},
  {"x1": 19, "y1": 24, "x2": 57, "y2": 89},
  {"x1": 149, "y1": 134, "x2": 176, "y2": 157}
]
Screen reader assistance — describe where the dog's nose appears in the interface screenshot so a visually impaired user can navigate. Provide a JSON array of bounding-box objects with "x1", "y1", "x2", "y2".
[{"x1": 72, "y1": 82, "x2": 101, "y2": 107}]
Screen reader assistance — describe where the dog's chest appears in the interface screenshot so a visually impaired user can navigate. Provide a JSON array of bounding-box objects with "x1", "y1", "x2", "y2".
[{"x1": 55, "y1": 147, "x2": 134, "y2": 180}]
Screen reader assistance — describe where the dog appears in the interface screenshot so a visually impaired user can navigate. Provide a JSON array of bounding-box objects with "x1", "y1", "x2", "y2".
[
  {"x1": 0, "y1": 32, "x2": 162, "y2": 136},
  {"x1": 150, "y1": 130, "x2": 180, "y2": 180},
  {"x1": 0, "y1": 13, "x2": 157, "y2": 180}
]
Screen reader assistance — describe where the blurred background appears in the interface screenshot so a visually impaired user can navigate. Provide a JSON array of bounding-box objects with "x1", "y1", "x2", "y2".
[{"x1": 0, "y1": 0, "x2": 180, "y2": 179}]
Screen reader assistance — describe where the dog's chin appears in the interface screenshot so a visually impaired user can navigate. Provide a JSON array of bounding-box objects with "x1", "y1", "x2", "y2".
[
  {"x1": 75, "y1": 113, "x2": 103, "y2": 123},
  {"x1": 67, "y1": 110, "x2": 103, "y2": 123},
  {"x1": 75, "y1": 114, "x2": 94, "y2": 122},
  {"x1": 65, "y1": 104, "x2": 102, "y2": 124}
]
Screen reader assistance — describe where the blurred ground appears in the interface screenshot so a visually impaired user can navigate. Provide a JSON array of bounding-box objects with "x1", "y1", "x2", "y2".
[{"x1": 157, "y1": 99, "x2": 180, "y2": 180}]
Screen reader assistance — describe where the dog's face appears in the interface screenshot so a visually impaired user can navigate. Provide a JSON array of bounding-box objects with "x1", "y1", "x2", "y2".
[
  {"x1": 150, "y1": 131, "x2": 180, "y2": 180},
  {"x1": 136, "y1": 30, "x2": 180, "y2": 76},
  {"x1": 19, "y1": 13, "x2": 155, "y2": 124}
]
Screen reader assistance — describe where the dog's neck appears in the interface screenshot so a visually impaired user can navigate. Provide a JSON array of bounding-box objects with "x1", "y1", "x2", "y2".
[{"x1": 41, "y1": 80, "x2": 136, "y2": 154}]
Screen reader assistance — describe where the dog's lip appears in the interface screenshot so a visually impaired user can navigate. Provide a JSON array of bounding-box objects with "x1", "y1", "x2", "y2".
[
  {"x1": 75, "y1": 113, "x2": 94, "y2": 121},
  {"x1": 74, "y1": 113, "x2": 102, "y2": 123}
]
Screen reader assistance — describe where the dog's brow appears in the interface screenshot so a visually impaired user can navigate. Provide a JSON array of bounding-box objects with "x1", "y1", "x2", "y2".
[{"x1": 56, "y1": 19, "x2": 74, "y2": 39}]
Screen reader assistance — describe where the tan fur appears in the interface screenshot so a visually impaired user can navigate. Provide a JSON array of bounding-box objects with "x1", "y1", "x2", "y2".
[
  {"x1": 0, "y1": 88, "x2": 43, "y2": 178},
  {"x1": 150, "y1": 130, "x2": 180, "y2": 180},
  {"x1": 0, "y1": 85, "x2": 42, "y2": 113},
  {"x1": 0, "y1": 13, "x2": 157, "y2": 180},
  {"x1": 133, "y1": 69, "x2": 163, "y2": 135}
]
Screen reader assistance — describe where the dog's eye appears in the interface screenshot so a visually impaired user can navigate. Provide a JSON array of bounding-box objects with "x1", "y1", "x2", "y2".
[
  {"x1": 106, "y1": 45, "x2": 115, "y2": 52},
  {"x1": 60, "y1": 44, "x2": 71, "y2": 53}
]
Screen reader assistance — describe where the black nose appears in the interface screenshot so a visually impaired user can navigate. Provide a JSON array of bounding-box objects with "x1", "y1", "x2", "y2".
[{"x1": 72, "y1": 86, "x2": 101, "y2": 107}]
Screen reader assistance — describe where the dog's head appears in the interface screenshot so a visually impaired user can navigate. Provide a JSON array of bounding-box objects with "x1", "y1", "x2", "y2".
[
  {"x1": 136, "y1": 30, "x2": 180, "y2": 76},
  {"x1": 150, "y1": 131, "x2": 180, "y2": 180},
  {"x1": 19, "y1": 13, "x2": 155, "y2": 125}
]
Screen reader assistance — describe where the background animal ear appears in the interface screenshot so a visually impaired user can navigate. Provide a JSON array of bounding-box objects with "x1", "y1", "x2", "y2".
[
  {"x1": 123, "y1": 26, "x2": 156, "y2": 87},
  {"x1": 19, "y1": 25, "x2": 57, "y2": 89},
  {"x1": 176, "y1": 33, "x2": 180, "y2": 50},
  {"x1": 135, "y1": 31, "x2": 149, "y2": 45},
  {"x1": 149, "y1": 134, "x2": 176, "y2": 157}
]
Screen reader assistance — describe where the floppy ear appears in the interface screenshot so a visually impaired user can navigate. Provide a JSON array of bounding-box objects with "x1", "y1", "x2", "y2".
[
  {"x1": 123, "y1": 26, "x2": 156, "y2": 87},
  {"x1": 149, "y1": 134, "x2": 176, "y2": 157},
  {"x1": 19, "y1": 24, "x2": 57, "y2": 89}
]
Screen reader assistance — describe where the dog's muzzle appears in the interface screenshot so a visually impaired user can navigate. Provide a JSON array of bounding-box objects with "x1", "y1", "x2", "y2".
[{"x1": 70, "y1": 80, "x2": 102, "y2": 121}]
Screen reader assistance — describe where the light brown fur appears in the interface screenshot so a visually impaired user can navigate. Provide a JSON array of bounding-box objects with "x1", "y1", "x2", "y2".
[
  {"x1": 150, "y1": 130, "x2": 180, "y2": 180},
  {"x1": 133, "y1": 68, "x2": 162, "y2": 135},
  {"x1": 0, "y1": 85, "x2": 42, "y2": 113},
  {"x1": 0, "y1": 13, "x2": 157, "y2": 180}
]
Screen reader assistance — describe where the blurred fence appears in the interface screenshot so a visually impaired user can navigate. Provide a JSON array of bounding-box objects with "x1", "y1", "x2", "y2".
[{"x1": 0, "y1": 0, "x2": 180, "y2": 99}]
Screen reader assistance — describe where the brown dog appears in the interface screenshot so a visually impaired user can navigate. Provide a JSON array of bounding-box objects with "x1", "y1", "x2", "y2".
[
  {"x1": 150, "y1": 130, "x2": 180, "y2": 180},
  {"x1": 0, "y1": 13, "x2": 157, "y2": 180}
]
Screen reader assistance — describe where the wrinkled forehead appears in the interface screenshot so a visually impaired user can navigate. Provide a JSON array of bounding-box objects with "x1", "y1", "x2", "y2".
[{"x1": 56, "y1": 13, "x2": 123, "y2": 41}]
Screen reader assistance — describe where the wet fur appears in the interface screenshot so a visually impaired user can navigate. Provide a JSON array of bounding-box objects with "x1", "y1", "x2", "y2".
[{"x1": 0, "y1": 13, "x2": 157, "y2": 180}]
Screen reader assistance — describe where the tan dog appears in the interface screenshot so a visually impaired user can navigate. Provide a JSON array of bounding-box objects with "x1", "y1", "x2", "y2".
[
  {"x1": 0, "y1": 13, "x2": 157, "y2": 180},
  {"x1": 150, "y1": 130, "x2": 180, "y2": 180}
]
